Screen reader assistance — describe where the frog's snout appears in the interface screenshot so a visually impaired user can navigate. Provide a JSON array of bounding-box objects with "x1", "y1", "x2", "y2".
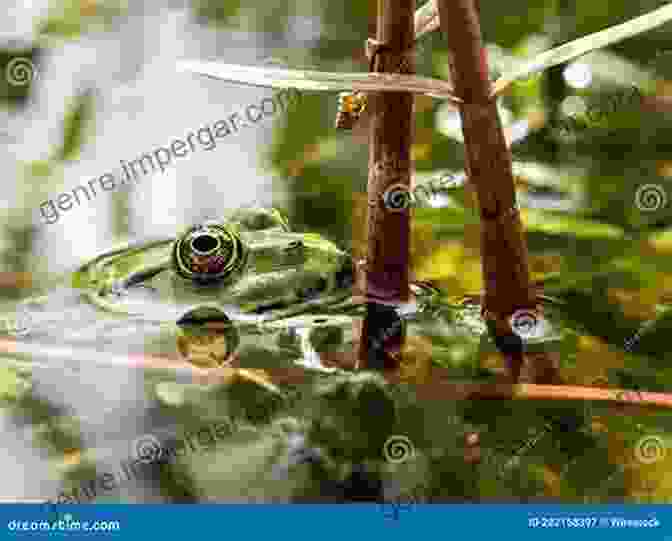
[{"x1": 175, "y1": 306, "x2": 240, "y2": 369}]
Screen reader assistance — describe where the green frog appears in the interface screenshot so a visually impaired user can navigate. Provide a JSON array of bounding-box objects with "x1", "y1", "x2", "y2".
[{"x1": 2, "y1": 208, "x2": 434, "y2": 385}]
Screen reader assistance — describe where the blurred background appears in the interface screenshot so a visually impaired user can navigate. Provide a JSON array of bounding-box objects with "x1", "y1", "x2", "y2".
[{"x1": 2, "y1": 0, "x2": 672, "y2": 505}]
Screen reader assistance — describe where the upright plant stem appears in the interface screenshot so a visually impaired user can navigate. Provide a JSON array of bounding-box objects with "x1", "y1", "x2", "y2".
[
  {"x1": 358, "y1": 0, "x2": 415, "y2": 371},
  {"x1": 436, "y1": 0, "x2": 537, "y2": 381}
]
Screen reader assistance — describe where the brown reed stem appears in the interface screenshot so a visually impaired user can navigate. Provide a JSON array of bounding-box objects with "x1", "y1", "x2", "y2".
[
  {"x1": 357, "y1": 0, "x2": 415, "y2": 371},
  {"x1": 435, "y1": 0, "x2": 538, "y2": 382}
]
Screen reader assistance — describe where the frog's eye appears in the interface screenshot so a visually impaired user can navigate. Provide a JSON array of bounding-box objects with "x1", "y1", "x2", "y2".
[{"x1": 172, "y1": 223, "x2": 247, "y2": 284}]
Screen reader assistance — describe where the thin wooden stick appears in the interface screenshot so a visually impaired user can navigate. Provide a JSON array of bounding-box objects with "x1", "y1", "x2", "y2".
[
  {"x1": 358, "y1": 0, "x2": 415, "y2": 371},
  {"x1": 3, "y1": 338, "x2": 670, "y2": 409},
  {"x1": 435, "y1": 0, "x2": 539, "y2": 383},
  {"x1": 436, "y1": 0, "x2": 536, "y2": 315}
]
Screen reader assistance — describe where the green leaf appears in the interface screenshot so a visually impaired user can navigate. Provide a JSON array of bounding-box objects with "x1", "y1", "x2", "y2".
[
  {"x1": 54, "y1": 89, "x2": 95, "y2": 162},
  {"x1": 176, "y1": 61, "x2": 462, "y2": 103},
  {"x1": 0, "y1": 364, "x2": 31, "y2": 404},
  {"x1": 491, "y1": 3, "x2": 672, "y2": 97}
]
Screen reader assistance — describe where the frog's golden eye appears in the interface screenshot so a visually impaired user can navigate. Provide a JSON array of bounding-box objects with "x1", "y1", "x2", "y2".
[{"x1": 172, "y1": 223, "x2": 247, "y2": 284}]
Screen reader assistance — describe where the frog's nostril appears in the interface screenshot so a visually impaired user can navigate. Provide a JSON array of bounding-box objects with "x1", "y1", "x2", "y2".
[{"x1": 191, "y1": 233, "x2": 220, "y2": 255}]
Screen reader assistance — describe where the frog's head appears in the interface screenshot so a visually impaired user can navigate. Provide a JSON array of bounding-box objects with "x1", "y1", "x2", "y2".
[{"x1": 75, "y1": 207, "x2": 354, "y2": 348}]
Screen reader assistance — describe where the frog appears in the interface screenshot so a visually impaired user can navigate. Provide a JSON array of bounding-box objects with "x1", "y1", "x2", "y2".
[{"x1": 1, "y1": 208, "x2": 432, "y2": 389}]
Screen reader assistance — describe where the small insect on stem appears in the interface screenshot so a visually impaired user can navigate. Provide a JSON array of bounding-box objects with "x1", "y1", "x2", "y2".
[{"x1": 335, "y1": 91, "x2": 368, "y2": 129}]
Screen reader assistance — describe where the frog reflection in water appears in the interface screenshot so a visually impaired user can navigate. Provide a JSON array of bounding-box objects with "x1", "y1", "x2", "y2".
[{"x1": 11, "y1": 208, "x2": 427, "y2": 389}]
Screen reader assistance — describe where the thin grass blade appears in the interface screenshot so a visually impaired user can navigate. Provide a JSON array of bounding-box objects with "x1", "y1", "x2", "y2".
[
  {"x1": 176, "y1": 61, "x2": 462, "y2": 104},
  {"x1": 415, "y1": 0, "x2": 440, "y2": 40},
  {"x1": 491, "y1": 3, "x2": 672, "y2": 98}
]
